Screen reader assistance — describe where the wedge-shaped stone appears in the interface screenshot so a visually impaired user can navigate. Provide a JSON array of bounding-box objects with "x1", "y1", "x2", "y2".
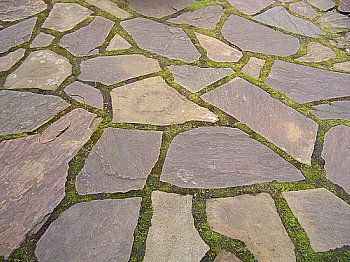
[
  {"x1": 289, "y1": 2, "x2": 317, "y2": 19},
  {"x1": 283, "y1": 188, "x2": 350, "y2": 252},
  {"x1": 312, "y1": 101, "x2": 350, "y2": 121},
  {"x1": 111, "y1": 77, "x2": 218, "y2": 125},
  {"x1": 215, "y1": 251, "x2": 241, "y2": 262},
  {"x1": 307, "y1": 0, "x2": 335, "y2": 11},
  {"x1": 339, "y1": 0, "x2": 350, "y2": 12},
  {"x1": 227, "y1": 0, "x2": 275, "y2": 15},
  {"x1": 144, "y1": 192, "x2": 209, "y2": 262},
  {"x1": 106, "y1": 34, "x2": 131, "y2": 50},
  {"x1": 30, "y1": 33, "x2": 54, "y2": 48},
  {"x1": 0, "y1": 0, "x2": 46, "y2": 21},
  {"x1": 296, "y1": 42, "x2": 336, "y2": 62},
  {"x1": 121, "y1": 18, "x2": 201, "y2": 62},
  {"x1": 241, "y1": 57, "x2": 265, "y2": 78},
  {"x1": 334, "y1": 61, "x2": 350, "y2": 71},
  {"x1": 85, "y1": 0, "x2": 131, "y2": 19},
  {"x1": 317, "y1": 11, "x2": 350, "y2": 33},
  {"x1": 222, "y1": 15, "x2": 300, "y2": 56},
  {"x1": 207, "y1": 193, "x2": 296, "y2": 261},
  {"x1": 202, "y1": 78, "x2": 318, "y2": 164},
  {"x1": 65, "y1": 82, "x2": 103, "y2": 109},
  {"x1": 0, "y1": 49, "x2": 25, "y2": 72}
]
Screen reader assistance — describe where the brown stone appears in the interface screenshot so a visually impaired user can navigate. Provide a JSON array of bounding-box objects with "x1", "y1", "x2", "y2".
[
  {"x1": 0, "y1": 0, "x2": 46, "y2": 21},
  {"x1": 296, "y1": 42, "x2": 336, "y2": 63},
  {"x1": 241, "y1": 57, "x2": 265, "y2": 78},
  {"x1": 334, "y1": 61, "x2": 350, "y2": 72},
  {"x1": 0, "y1": 49, "x2": 25, "y2": 72},
  {"x1": 106, "y1": 34, "x2": 131, "y2": 51},
  {"x1": 317, "y1": 11, "x2": 350, "y2": 33},
  {"x1": 214, "y1": 251, "x2": 241, "y2": 262},
  {"x1": 64, "y1": 81, "x2": 103, "y2": 109},
  {"x1": 312, "y1": 101, "x2": 350, "y2": 121},
  {"x1": 30, "y1": 33, "x2": 55, "y2": 48},
  {"x1": 85, "y1": 0, "x2": 131, "y2": 19},
  {"x1": 227, "y1": 0, "x2": 275, "y2": 15}
]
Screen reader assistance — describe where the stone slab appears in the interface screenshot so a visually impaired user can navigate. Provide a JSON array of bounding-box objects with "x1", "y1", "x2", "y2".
[
  {"x1": 214, "y1": 251, "x2": 241, "y2": 262},
  {"x1": 86, "y1": 0, "x2": 131, "y2": 19},
  {"x1": 317, "y1": 11, "x2": 350, "y2": 33},
  {"x1": 64, "y1": 81, "x2": 103, "y2": 109},
  {"x1": 0, "y1": 0, "x2": 46, "y2": 21},
  {"x1": 307, "y1": 0, "x2": 335, "y2": 11},
  {"x1": 227, "y1": 0, "x2": 275, "y2": 15},
  {"x1": 30, "y1": 33, "x2": 55, "y2": 48},
  {"x1": 241, "y1": 57, "x2": 265, "y2": 78},
  {"x1": 296, "y1": 42, "x2": 336, "y2": 62},
  {"x1": 106, "y1": 34, "x2": 131, "y2": 51},
  {"x1": 289, "y1": 2, "x2": 317, "y2": 19},
  {"x1": 339, "y1": 0, "x2": 350, "y2": 12},
  {"x1": 312, "y1": 101, "x2": 350, "y2": 120},
  {"x1": 334, "y1": 61, "x2": 350, "y2": 71},
  {"x1": 0, "y1": 49, "x2": 25, "y2": 72}
]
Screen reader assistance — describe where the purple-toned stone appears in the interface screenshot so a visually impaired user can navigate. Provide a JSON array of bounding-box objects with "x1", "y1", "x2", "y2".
[
  {"x1": 289, "y1": 2, "x2": 317, "y2": 19},
  {"x1": 64, "y1": 81, "x2": 104, "y2": 109},
  {"x1": 0, "y1": 49, "x2": 25, "y2": 72},
  {"x1": 30, "y1": 33, "x2": 55, "y2": 48},
  {"x1": 339, "y1": 0, "x2": 350, "y2": 12},
  {"x1": 307, "y1": 0, "x2": 335, "y2": 11},
  {"x1": 312, "y1": 101, "x2": 350, "y2": 121},
  {"x1": 85, "y1": 0, "x2": 131, "y2": 19},
  {"x1": 317, "y1": 11, "x2": 350, "y2": 33},
  {"x1": 0, "y1": 0, "x2": 46, "y2": 21},
  {"x1": 226, "y1": 0, "x2": 275, "y2": 15}
]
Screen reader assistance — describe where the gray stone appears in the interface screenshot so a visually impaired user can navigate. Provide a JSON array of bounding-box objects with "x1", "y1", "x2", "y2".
[
  {"x1": 222, "y1": 15, "x2": 300, "y2": 56},
  {"x1": 35, "y1": 198, "x2": 141, "y2": 262},
  {"x1": 0, "y1": 0, "x2": 46, "y2": 21},
  {"x1": 161, "y1": 127, "x2": 303, "y2": 188},
  {"x1": 168, "y1": 65, "x2": 234, "y2": 92},
  {"x1": 336, "y1": 32, "x2": 350, "y2": 51},
  {"x1": 207, "y1": 193, "x2": 296, "y2": 262},
  {"x1": 339, "y1": 0, "x2": 350, "y2": 12},
  {"x1": 76, "y1": 128, "x2": 162, "y2": 194},
  {"x1": 0, "y1": 109, "x2": 100, "y2": 258},
  {"x1": 79, "y1": 54, "x2": 161, "y2": 85},
  {"x1": 289, "y1": 2, "x2": 318, "y2": 19},
  {"x1": 283, "y1": 188, "x2": 350, "y2": 252},
  {"x1": 334, "y1": 61, "x2": 350, "y2": 71},
  {"x1": 266, "y1": 60, "x2": 350, "y2": 103},
  {"x1": 227, "y1": 0, "x2": 275, "y2": 15},
  {"x1": 144, "y1": 191, "x2": 209, "y2": 262},
  {"x1": 30, "y1": 33, "x2": 55, "y2": 48},
  {"x1": 5, "y1": 50, "x2": 72, "y2": 90},
  {"x1": 85, "y1": 0, "x2": 131, "y2": 19},
  {"x1": 312, "y1": 101, "x2": 350, "y2": 120},
  {"x1": 202, "y1": 77, "x2": 318, "y2": 164},
  {"x1": 121, "y1": 18, "x2": 201, "y2": 62},
  {"x1": 65, "y1": 82, "x2": 103, "y2": 109},
  {"x1": 214, "y1": 251, "x2": 241, "y2": 262},
  {"x1": 0, "y1": 49, "x2": 25, "y2": 72},
  {"x1": 241, "y1": 57, "x2": 265, "y2": 78},
  {"x1": 296, "y1": 42, "x2": 336, "y2": 62},
  {"x1": 106, "y1": 34, "x2": 131, "y2": 51},
  {"x1": 317, "y1": 11, "x2": 350, "y2": 33},
  {"x1": 307, "y1": 0, "x2": 335, "y2": 11}
]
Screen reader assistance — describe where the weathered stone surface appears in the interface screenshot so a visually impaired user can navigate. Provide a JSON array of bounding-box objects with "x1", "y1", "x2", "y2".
[
  {"x1": 312, "y1": 101, "x2": 350, "y2": 120},
  {"x1": 214, "y1": 251, "x2": 241, "y2": 262},
  {"x1": 76, "y1": 128, "x2": 162, "y2": 194},
  {"x1": 222, "y1": 15, "x2": 300, "y2": 56},
  {"x1": 339, "y1": 0, "x2": 350, "y2": 12},
  {"x1": 289, "y1": 2, "x2": 317, "y2": 19},
  {"x1": 30, "y1": 33, "x2": 55, "y2": 48},
  {"x1": 322, "y1": 126, "x2": 350, "y2": 194},
  {"x1": 86, "y1": 0, "x2": 131, "y2": 19},
  {"x1": 35, "y1": 198, "x2": 141, "y2": 261},
  {"x1": 202, "y1": 77, "x2": 318, "y2": 164},
  {"x1": 0, "y1": 109, "x2": 100, "y2": 258},
  {"x1": 0, "y1": 17, "x2": 36, "y2": 53},
  {"x1": 5, "y1": 50, "x2": 72, "y2": 90},
  {"x1": 169, "y1": 5, "x2": 224, "y2": 29},
  {"x1": 283, "y1": 188, "x2": 350, "y2": 252},
  {"x1": 317, "y1": 11, "x2": 350, "y2": 33},
  {"x1": 0, "y1": 49, "x2": 25, "y2": 72},
  {"x1": 65, "y1": 82, "x2": 103, "y2": 109},
  {"x1": 336, "y1": 32, "x2": 350, "y2": 51},
  {"x1": 0, "y1": 0, "x2": 46, "y2": 21},
  {"x1": 43, "y1": 3, "x2": 93, "y2": 32},
  {"x1": 144, "y1": 191, "x2": 209, "y2": 262},
  {"x1": 168, "y1": 65, "x2": 234, "y2": 92},
  {"x1": 254, "y1": 6, "x2": 325, "y2": 37},
  {"x1": 79, "y1": 55, "x2": 161, "y2": 85},
  {"x1": 266, "y1": 60, "x2": 350, "y2": 103},
  {"x1": 207, "y1": 193, "x2": 296, "y2": 261},
  {"x1": 161, "y1": 127, "x2": 303, "y2": 188},
  {"x1": 106, "y1": 34, "x2": 131, "y2": 51},
  {"x1": 121, "y1": 18, "x2": 201, "y2": 62},
  {"x1": 227, "y1": 0, "x2": 275, "y2": 15},
  {"x1": 334, "y1": 61, "x2": 350, "y2": 71},
  {"x1": 307, "y1": 0, "x2": 335, "y2": 11},
  {"x1": 297, "y1": 42, "x2": 336, "y2": 62},
  {"x1": 195, "y1": 33, "x2": 242, "y2": 62},
  {"x1": 241, "y1": 57, "x2": 265, "y2": 78}
]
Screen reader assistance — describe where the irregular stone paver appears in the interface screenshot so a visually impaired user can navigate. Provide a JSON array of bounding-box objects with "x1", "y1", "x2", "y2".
[
  {"x1": 0, "y1": 0, "x2": 46, "y2": 21},
  {"x1": 214, "y1": 251, "x2": 241, "y2": 262},
  {"x1": 0, "y1": 17, "x2": 36, "y2": 53},
  {"x1": 337, "y1": 32, "x2": 350, "y2": 51},
  {"x1": 202, "y1": 78, "x2": 318, "y2": 164},
  {"x1": 283, "y1": 188, "x2": 350, "y2": 252},
  {"x1": 195, "y1": 33, "x2": 243, "y2": 62},
  {"x1": 169, "y1": 5, "x2": 224, "y2": 29},
  {"x1": 106, "y1": 34, "x2": 131, "y2": 51},
  {"x1": 168, "y1": 65, "x2": 234, "y2": 92},
  {"x1": 312, "y1": 101, "x2": 350, "y2": 120},
  {"x1": 161, "y1": 127, "x2": 303, "y2": 188},
  {"x1": 241, "y1": 57, "x2": 265, "y2": 78},
  {"x1": 296, "y1": 42, "x2": 336, "y2": 62},
  {"x1": 0, "y1": 90, "x2": 69, "y2": 135},
  {"x1": 289, "y1": 2, "x2": 318, "y2": 19},
  {"x1": 76, "y1": 128, "x2": 162, "y2": 194},
  {"x1": 266, "y1": 60, "x2": 350, "y2": 103},
  {"x1": 111, "y1": 76, "x2": 218, "y2": 125},
  {"x1": 227, "y1": 0, "x2": 275, "y2": 15},
  {"x1": 307, "y1": 0, "x2": 335, "y2": 11},
  {"x1": 79, "y1": 54, "x2": 161, "y2": 85},
  {"x1": 121, "y1": 18, "x2": 201, "y2": 62},
  {"x1": 207, "y1": 193, "x2": 296, "y2": 262},
  {"x1": 144, "y1": 191, "x2": 209, "y2": 262},
  {"x1": 317, "y1": 11, "x2": 350, "y2": 32},
  {"x1": 0, "y1": 48, "x2": 25, "y2": 72},
  {"x1": 339, "y1": 0, "x2": 350, "y2": 12},
  {"x1": 334, "y1": 61, "x2": 350, "y2": 71},
  {"x1": 64, "y1": 82, "x2": 103, "y2": 109},
  {"x1": 322, "y1": 126, "x2": 350, "y2": 194},
  {"x1": 43, "y1": 3, "x2": 93, "y2": 32},
  {"x1": 35, "y1": 198, "x2": 141, "y2": 262},
  {"x1": 60, "y1": 16, "x2": 114, "y2": 56},
  {"x1": 222, "y1": 15, "x2": 300, "y2": 56},
  {"x1": 0, "y1": 109, "x2": 100, "y2": 258},
  {"x1": 5, "y1": 50, "x2": 72, "y2": 90},
  {"x1": 30, "y1": 33, "x2": 55, "y2": 48},
  {"x1": 85, "y1": 0, "x2": 131, "y2": 19}
]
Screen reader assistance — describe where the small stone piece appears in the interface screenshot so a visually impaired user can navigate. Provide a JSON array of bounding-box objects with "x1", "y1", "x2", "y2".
[
  {"x1": 289, "y1": 2, "x2": 318, "y2": 19},
  {"x1": 339, "y1": 0, "x2": 350, "y2": 12},
  {"x1": 334, "y1": 61, "x2": 350, "y2": 71},
  {"x1": 106, "y1": 34, "x2": 131, "y2": 51},
  {"x1": 207, "y1": 193, "x2": 296, "y2": 261},
  {"x1": 35, "y1": 198, "x2": 141, "y2": 261},
  {"x1": 336, "y1": 32, "x2": 350, "y2": 51},
  {"x1": 283, "y1": 188, "x2": 350, "y2": 252},
  {"x1": 296, "y1": 42, "x2": 336, "y2": 62},
  {"x1": 214, "y1": 251, "x2": 241, "y2": 262},
  {"x1": 313, "y1": 101, "x2": 350, "y2": 120},
  {"x1": 227, "y1": 0, "x2": 275, "y2": 15},
  {"x1": 195, "y1": 33, "x2": 242, "y2": 62},
  {"x1": 79, "y1": 54, "x2": 161, "y2": 85},
  {"x1": 85, "y1": 0, "x2": 131, "y2": 19},
  {"x1": 5, "y1": 50, "x2": 72, "y2": 90},
  {"x1": 241, "y1": 57, "x2": 265, "y2": 78},
  {"x1": 121, "y1": 18, "x2": 201, "y2": 62},
  {"x1": 0, "y1": 49, "x2": 25, "y2": 72},
  {"x1": 317, "y1": 11, "x2": 350, "y2": 33},
  {"x1": 144, "y1": 191, "x2": 209, "y2": 262},
  {"x1": 30, "y1": 33, "x2": 54, "y2": 48},
  {"x1": 65, "y1": 82, "x2": 103, "y2": 109},
  {"x1": 307, "y1": 0, "x2": 335, "y2": 11},
  {"x1": 168, "y1": 65, "x2": 234, "y2": 92},
  {"x1": 0, "y1": 0, "x2": 46, "y2": 21}
]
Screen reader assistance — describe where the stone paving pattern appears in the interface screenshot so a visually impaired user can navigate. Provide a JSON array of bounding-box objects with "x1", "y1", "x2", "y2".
[{"x1": 0, "y1": 0, "x2": 350, "y2": 261}]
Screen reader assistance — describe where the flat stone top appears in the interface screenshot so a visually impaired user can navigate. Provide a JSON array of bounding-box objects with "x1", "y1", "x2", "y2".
[{"x1": 0, "y1": 0, "x2": 46, "y2": 21}]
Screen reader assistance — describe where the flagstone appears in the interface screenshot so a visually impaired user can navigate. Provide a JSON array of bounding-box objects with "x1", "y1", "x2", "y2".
[
  {"x1": 106, "y1": 34, "x2": 131, "y2": 51},
  {"x1": 214, "y1": 251, "x2": 241, "y2": 262},
  {"x1": 296, "y1": 42, "x2": 336, "y2": 62},
  {"x1": 312, "y1": 101, "x2": 350, "y2": 120},
  {"x1": 0, "y1": 0, "x2": 46, "y2": 21},
  {"x1": 317, "y1": 11, "x2": 350, "y2": 33},
  {"x1": 30, "y1": 33, "x2": 55, "y2": 48},
  {"x1": 85, "y1": 0, "x2": 131, "y2": 19},
  {"x1": 339, "y1": 0, "x2": 350, "y2": 12},
  {"x1": 336, "y1": 32, "x2": 350, "y2": 51},
  {"x1": 289, "y1": 2, "x2": 318, "y2": 19},
  {"x1": 241, "y1": 57, "x2": 265, "y2": 78},
  {"x1": 307, "y1": 0, "x2": 335, "y2": 11},
  {"x1": 226, "y1": 0, "x2": 275, "y2": 15},
  {"x1": 334, "y1": 61, "x2": 350, "y2": 71},
  {"x1": 64, "y1": 82, "x2": 103, "y2": 109},
  {"x1": 0, "y1": 49, "x2": 25, "y2": 72}
]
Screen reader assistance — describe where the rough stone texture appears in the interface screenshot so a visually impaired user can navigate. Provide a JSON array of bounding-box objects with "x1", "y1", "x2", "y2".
[
  {"x1": 202, "y1": 77, "x2": 318, "y2": 164},
  {"x1": 111, "y1": 77, "x2": 218, "y2": 125},
  {"x1": 0, "y1": 90, "x2": 69, "y2": 135},
  {"x1": 43, "y1": 3, "x2": 93, "y2": 32},
  {"x1": 76, "y1": 128, "x2": 162, "y2": 194},
  {"x1": 222, "y1": 15, "x2": 300, "y2": 56},
  {"x1": 35, "y1": 198, "x2": 141, "y2": 262},
  {"x1": 214, "y1": 251, "x2": 241, "y2": 262},
  {"x1": 312, "y1": 101, "x2": 350, "y2": 120},
  {"x1": 227, "y1": 0, "x2": 275, "y2": 15},
  {"x1": 0, "y1": 0, "x2": 46, "y2": 21},
  {"x1": 0, "y1": 109, "x2": 100, "y2": 258},
  {"x1": 106, "y1": 34, "x2": 131, "y2": 51},
  {"x1": 289, "y1": 2, "x2": 318, "y2": 19},
  {"x1": 5, "y1": 50, "x2": 72, "y2": 90},
  {"x1": 168, "y1": 65, "x2": 234, "y2": 92},
  {"x1": 64, "y1": 81, "x2": 103, "y2": 109},
  {"x1": 161, "y1": 127, "x2": 303, "y2": 188},
  {"x1": 121, "y1": 18, "x2": 201, "y2": 62},
  {"x1": 283, "y1": 188, "x2": 350, "y2": 252},
  {"x1": 60, "y1": 16, "x2": 114, "y2": 56},
  {"x1": 322, "y1": 125, "x2": 350, "y2": 194},
  {"x1": 307, "y1": 0, "x2": 335, "y2": 11},
  {"x1": 266, "y1": 60, "x2": 350, "y2": 103},
  {"x1": 253, "y1": 6, "x2": 325, "y2": 38},
  {"x1": 334, "y1": 61, "x2": 350, "y2": 71},
  {"x1": 195, "y1": 33, "x2": 243, "y2": 62},
  {"x1": 296, "y1": 42, "x2": 336, "y2": 62},
  {"x1": 0, "y1": 17, "x2": 37, "y2": 53},
  {"x1": 336, "y1": 32, "x2": 350, "y2": 52},
  {"x1": 79, "y1": 55, "x2": 161, "y2": 85},
  {"x1": 317, "y1": 11, "x2": 350, "y2": 33},
  {"x1": 85, "y1": 0, "x2": 131, "y2": 19},
  {"x1": 0, "y1": 49, "x2": 25, "y2": 72},
  {"x1": 30, "y1": 33, "x2": 55, "y2": 48},
  {"x1": 241, "y1": 57, "x2": 265, "y2": 78},
  {"x1": 144, "y1": 191, "x2": 209, "y2": 262},
  {"x1": 169, "y1": 5, "x2": 225, "y2": 29},
  {"x1": 339, "y1": 0, "x2": 350, "y2": 12},
  {"x1": 207, "y1": 193, "x2": 296, "y2": 262}
]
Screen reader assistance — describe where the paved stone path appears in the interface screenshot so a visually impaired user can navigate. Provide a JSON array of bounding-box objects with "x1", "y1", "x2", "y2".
[{"x1": 0, "y1": 0, "x2": 349, "y2": 261}]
